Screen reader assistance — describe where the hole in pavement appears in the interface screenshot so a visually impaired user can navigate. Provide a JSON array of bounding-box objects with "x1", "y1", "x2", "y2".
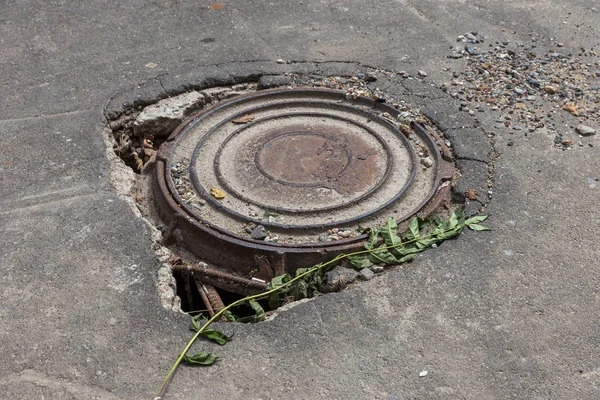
[{"x1": 105, "y1": 72, "x2": 462, "y2": 316}]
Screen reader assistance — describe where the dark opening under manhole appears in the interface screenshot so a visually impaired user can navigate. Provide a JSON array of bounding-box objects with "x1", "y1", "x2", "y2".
[{"x1": 153, "y1": 87, "x2": 453, "y2": 278}]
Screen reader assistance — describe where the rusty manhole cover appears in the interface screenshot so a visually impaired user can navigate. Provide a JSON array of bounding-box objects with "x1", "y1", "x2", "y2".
[{"x1": 152, "y1": 88, "x2": 453, "y2": 279}]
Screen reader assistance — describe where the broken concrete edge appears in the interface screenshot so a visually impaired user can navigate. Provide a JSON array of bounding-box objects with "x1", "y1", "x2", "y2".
[
  {"x1": 103, "y1": 59, "x2": 445, "y2": 120},
  {"x1": 103, "y1": 60, "x2": 372, "y2": 121},
  {"x1": 102, "y1": 126, "x2": 182, "y2": 311},
  {"x1": 103, "y1": 59, "x2": 493, "y2": 215},
  {"x1": 413, "y1": 87, "x2": 496, "y2": 215}
]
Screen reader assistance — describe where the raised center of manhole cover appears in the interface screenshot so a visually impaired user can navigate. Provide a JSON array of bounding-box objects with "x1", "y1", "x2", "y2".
[
  {"x1": 152, "y1": 88, "x2": 453, "y2": 277},
  {"x1": 256, "y1": 132, "x2": 354, "y2": 187}
]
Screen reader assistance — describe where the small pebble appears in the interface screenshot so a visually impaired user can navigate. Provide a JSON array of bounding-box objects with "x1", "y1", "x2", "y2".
[
  {"x1": 421, "y1": 157, "x2": 434, "y2": 168},
  {"x1": 465, "y1": 44, "x2": 479, "y2": 55},
  {"x1": 576, "y1": 124, "x2": 596, "y2": 136},
  {"x1": 418, "y1": 70, "x2": 428, "y2": 77},
  {"x1": 264, "y1": 234, "x2": 279, "y2": 243},
  {"x1": 276, "y1": 59, "x2": 286, "y2": 64},
  {"x1": 359, "y1": 268, "x2": 376, "y2": 281},
  {"x1": 250, "y1": 225, "x2": 268, "y2": 240},
  {"x1": 554, "y1": 135, "x2": 563, "y2": 144}
]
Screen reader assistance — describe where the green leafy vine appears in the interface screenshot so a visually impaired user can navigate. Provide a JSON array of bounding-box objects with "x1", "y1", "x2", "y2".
[{"x1": 155, "y1": 210, "x2": 489, "y2": 399}]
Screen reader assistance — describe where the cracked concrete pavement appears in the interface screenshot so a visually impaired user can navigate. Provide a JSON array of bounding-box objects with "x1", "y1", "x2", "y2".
[{"x1": 1, "y1": 1, "x2": 599, "y2": 399}]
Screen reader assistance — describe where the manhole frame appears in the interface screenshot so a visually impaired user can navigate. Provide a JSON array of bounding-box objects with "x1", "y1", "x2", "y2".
[{"x1": 151, "y1": 87, "x2": 454, "y2": 274}]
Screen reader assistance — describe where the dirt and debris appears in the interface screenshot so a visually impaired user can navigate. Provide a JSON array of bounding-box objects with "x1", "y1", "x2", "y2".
[{"x1": 440, "y1": 35, "x2": 599, "y2": 150}]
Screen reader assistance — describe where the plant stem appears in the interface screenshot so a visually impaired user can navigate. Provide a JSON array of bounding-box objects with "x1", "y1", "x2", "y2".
[{"x1": 156, "y1": 225, "x2": 463, "y2": 398}]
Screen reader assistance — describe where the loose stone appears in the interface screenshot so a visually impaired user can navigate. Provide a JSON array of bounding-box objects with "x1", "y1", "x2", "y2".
[
  {"x1": 421, "y1": 157, "x2": 434, "y2": 168},
  {"x1": 370, "y1": 265, "x2": 385, "y2": 273},
  {"x1": 250, "y1": 225, "x2": 268, "y2": 240},
  {"x1": 576, "y1": 124, "x2": 596, "y2": 136},
  {"x1": 323, "y1": 266, "x2": 359, "y2": 292},
  {"x1": 359, "y1": 268, "x2": 376, "y2": 281}
]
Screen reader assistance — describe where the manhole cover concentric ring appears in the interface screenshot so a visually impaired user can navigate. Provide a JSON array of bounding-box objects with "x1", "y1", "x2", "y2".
[
  {"x1": 194, "y1": 109, "x2": 416, "y2": 222},
  {"x1": 153, "y1": 87, "x2": 453, "y2": 273}
]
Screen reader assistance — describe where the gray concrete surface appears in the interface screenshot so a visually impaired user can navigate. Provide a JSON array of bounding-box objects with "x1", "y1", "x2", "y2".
[{"x1": 1, "y1": 1, "x2": 599, "y2": 399}]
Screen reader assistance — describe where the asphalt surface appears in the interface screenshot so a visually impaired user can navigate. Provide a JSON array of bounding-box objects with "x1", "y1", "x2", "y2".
[{"x1": 1, "y1": 1, "x2": 599, "y2": 399}]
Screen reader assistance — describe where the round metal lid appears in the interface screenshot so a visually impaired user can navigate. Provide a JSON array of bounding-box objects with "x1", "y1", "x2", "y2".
[{"x1": 153, "y1": 88, "x2": 453, "y2": 273}]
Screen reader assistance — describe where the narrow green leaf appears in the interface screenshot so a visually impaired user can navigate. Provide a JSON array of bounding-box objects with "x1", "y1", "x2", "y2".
[
  {"x1": 223, "y1": 310, "x2": 238, "y2": 322},
  {"x1": 398, "y1": 254, "x2": 415, "y2": 263},
  {"x1": 348, "y1": 255, "x2": 373, "y2": 269},
  {"x1": 182, "y1": 352, "x2": 219, "y2": 366},
  {"x1": 394, "y1": 245, "x2": 425, "y2": 257},
  {"x1": 189, "y1": 314, "x2": 206, "y2": 332},
  {"x1": 437, "y1": 227, "x2": 463, "y2": 240},
  {"x1": 365, "y1": 228, "x2": 380, "y2": 250},
  {"x1": 248, "y1": 299, "x2": 265, "y2": 322},
  {"x1": 380, "y1": 217, "x2": 402, "y2": 248},
  {"x1": 418, "y1": 218, "x2": 432, "y2": 230},
  {"x1": 456, "y1": 208, "x2": 466, "y2": 227},
  {"x1": 448, "y1": 211, "x2": 459, "y2": 228},
  {"x1": 268, "y1": 273, "x2": 290, "y2": 289},
  {"x1": 190, "y1": 315, "x2": 233, "y2": 344},
  {"x1": 467, "y1": 223, "x2": 490, "y2": 231},
  {"x1": 369, "y1": 245, "x2": 401, "y2": 264},
  {"x1": 289, "y1": 279, "x2": 308, "y2": 300},
  {"x1": 201, "y1": 328, "x2": 233, "y2": 345},
  {"x1": 415, "y1": 237, "x2": 439, "y2": 248},
  {"x1": 405, "y1": 217, "x2": 420, "y2": 241},
  {"x1": 465, "y1": 215, "x2": 488, "y2": 225}
]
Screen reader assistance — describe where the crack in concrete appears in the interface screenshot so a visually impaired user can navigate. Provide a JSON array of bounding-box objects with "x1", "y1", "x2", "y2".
[{"x1": 456, "y1": 156, "x2": 488, "y2": 164}]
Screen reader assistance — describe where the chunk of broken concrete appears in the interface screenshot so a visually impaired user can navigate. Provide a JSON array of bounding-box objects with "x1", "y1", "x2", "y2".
[
  {"x1": 322, "y1": 266, "x2": 359, "y2": 292},
  {"x1": 358, "y1": 268, "x2": 376, "y2": 281},
  {"x1": 133, "y1": 91, "x2": 206, "y2": 137},
  {"x1": 576, "y1": 124, "x2": 596, "y2": 136}
]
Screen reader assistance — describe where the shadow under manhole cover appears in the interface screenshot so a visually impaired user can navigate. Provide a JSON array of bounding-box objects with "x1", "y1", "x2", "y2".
[{"x1": 104, "y1": 66, "x2": 475, "y2": 315}]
